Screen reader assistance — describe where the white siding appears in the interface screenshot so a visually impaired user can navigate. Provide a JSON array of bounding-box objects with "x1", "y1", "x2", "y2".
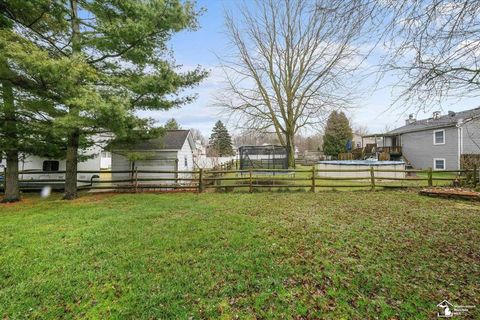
[
  {"x1": 2, "y1": 135, "x2": 106, "y2": 186},
  {"x1": 177, "y1": 139, "x2": 194, "y2": 171},
  {"x1": 14, "y1": 144, "x2": 102, "y2": 185},
  {"x1": 177, "y1": 138, "x2": 195, "y2": 182}
]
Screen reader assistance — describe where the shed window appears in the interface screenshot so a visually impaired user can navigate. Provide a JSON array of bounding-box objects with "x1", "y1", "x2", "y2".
[
  {"x1": 101, "y1": 151, "x2": 111, "y2": 158},
  {"x1": 434, "y1": 158, "x2": 445, "y2": 170},
  {"x1": 433, "y1": 129, "x2": 445, "y2": 145},
  {"x1": 184, "y1": 156, "x2": 188, "y2": 167},
  {"x1": 43, "y1": 160, "x2": 59, "y2": 172}
]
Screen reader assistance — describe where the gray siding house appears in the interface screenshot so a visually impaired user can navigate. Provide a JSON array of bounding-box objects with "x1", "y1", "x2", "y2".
[{"x1": 372, "y1": 108, "x2": 480, "y2": 170}]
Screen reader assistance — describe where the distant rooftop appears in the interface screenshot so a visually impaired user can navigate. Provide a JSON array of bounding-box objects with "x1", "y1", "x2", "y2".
[{"x1": 383, "y1": 107, "x2": 480, "y2": 135}]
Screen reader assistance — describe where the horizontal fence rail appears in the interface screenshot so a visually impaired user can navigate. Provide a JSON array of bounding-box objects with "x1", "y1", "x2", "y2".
[{"x1": 1, "y1": 164, "x2": 478, "y2": 193}]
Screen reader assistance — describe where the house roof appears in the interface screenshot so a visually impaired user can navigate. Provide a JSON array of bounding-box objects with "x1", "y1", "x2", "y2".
[
  {"x1": 387, "y1": 107, "x2": 480, "y2": 135},
  {"x1": 114, "y1": 130, "x2": 193, "y2": 151}
]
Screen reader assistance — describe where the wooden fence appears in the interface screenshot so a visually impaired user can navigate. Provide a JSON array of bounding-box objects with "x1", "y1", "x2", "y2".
[{"x1": 1, "y1": 165, "x2": 478, "y2": 193}]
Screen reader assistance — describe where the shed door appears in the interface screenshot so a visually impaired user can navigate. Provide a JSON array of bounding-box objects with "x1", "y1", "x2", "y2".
[{"x1": 136, "y1": 159, "x2": 176, "y2": 183}]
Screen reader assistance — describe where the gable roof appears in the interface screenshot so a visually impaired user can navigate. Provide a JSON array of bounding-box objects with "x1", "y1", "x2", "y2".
[
  {"x1": 387, "y1": 107, "x2": 480, "y2": 135},
  {"x1": 113, "y1": 130, "x2": 193, "y2": 151}
]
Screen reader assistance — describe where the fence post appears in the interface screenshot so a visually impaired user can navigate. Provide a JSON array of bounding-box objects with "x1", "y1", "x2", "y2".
[
  {"x1": 249, "y1": 168, "x2": 253, "y2": 193},
  {"x1": 427, "y1": 167, "x2": 433, "y2": 187},
  {"x1": 198, "y1": 169, "x2": 204, "y2": 193},
  {"x1": 473, "y1": 164, "x2": 478, "y2": 188},
  {"x1": 134, "y1": 167, "x2": 138, "y2": 193},
  {"x1": 311, "y1": 166, "x2": 316, "y2": 193},
  {"x1": 2, "y1": 167, "x2": 6, "y2": 192},
  {"x1": 175, "y1": 158, "x2": 179, "y2": 185},
  {"x1": 370, "y1": 167, "x2": 375, "y2": 191}
]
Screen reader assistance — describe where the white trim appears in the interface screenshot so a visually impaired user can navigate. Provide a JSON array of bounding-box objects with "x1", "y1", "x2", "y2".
[
  {"x1": 457, "y1": 126, "x2": 462, "y2": 170},
  {"x1": 433, "y1": 158, "x2": 446, "y2": 170},
  {"x1": 433, "y1": 129, "x2": 445, "y2": 145}
]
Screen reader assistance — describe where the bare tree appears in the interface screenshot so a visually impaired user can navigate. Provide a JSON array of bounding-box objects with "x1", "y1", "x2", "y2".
[
  {"x1": 232, "y1": 129, "x2": 280, "y2": 147},
  {"x1": 190, "y1": 128, "x2": 206, "y2": 145},
  {"x1": 353, "y1": 124, "x2": 369, "y2": 136},
  {"x1": 218, "y1": 0, "x2": 370, "y2": 167},
  {"x1": 296, "y1": 133, "x2": 324, "y2": 153},
  {"x1": 375, "y1": 1, "x2": 480, "y2": 110}
]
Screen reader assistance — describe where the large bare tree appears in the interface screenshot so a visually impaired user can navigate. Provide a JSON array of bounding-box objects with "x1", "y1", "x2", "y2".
[
  {"x1": 375, "y1": 1, "x2": 480, "y2": 109},
  {"x1": 219, "y1": 0, "x2": 370, "y2": 167}
]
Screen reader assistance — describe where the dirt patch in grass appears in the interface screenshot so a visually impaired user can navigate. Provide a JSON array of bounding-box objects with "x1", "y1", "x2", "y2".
[{"x1": 420, "y1": 187, "x2": 480, "y2": 201}]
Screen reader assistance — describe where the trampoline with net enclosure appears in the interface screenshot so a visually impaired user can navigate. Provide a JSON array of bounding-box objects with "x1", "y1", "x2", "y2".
[{"x1": 238, "y1": 145, "x2": 288, "y2": 170}]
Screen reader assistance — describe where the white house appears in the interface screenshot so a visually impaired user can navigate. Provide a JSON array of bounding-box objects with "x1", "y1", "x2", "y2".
[{"x1": 110, "y1": 130, "x2": 196, "y2": 185}]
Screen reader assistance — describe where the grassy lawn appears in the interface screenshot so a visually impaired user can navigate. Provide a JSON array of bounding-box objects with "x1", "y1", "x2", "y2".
[{"x1": 1, "y1": 191, "x2": 479, "y2": 318}]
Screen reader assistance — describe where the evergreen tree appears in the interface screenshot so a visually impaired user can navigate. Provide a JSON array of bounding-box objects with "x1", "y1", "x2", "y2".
[
  {"x1": 322, "y1": 111, "x2": 353, "y2": 157},
  {"x1": 0, "y1": 0, "x2": 207, "y2": 199},
  {"x1": 208, "y1": 121, "x2": 234, "y2": 156},
  {"x1": 164, "y1": 118, "x2": 181, "y2": 130},
  {"x1": 0, "y1": 5, "x2": 71, "y2": 202}
]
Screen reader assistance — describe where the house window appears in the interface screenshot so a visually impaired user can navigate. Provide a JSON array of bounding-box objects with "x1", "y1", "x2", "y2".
[
  {"x1": 433, "y1": 129, "x2": 445, "y2": 145},
  {"x1": 43, "y1": 160, "x2": 59, "y2": 172},
  {"x1": 184, "y1": 156, "x2": 188, "y2": 167},
  {"x1": 434, "y1": 158, "x2": 446, "y2": 170}
]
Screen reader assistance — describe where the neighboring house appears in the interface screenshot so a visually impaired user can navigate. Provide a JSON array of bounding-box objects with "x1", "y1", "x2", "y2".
[
  {"x1": 111, "y1": 130, "x2": 195, "y2": 184},
  {"x1": 352, "y1": 132, "x2": 379, "y2": 149},
  {"x1": 368, "y1": 108, "x2": 480, "y2": 170}
]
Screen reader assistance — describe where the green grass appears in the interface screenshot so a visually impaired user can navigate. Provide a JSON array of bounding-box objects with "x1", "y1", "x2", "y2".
[{"x1": 1, "y1": 191, "x2": 479, "y2": 318}]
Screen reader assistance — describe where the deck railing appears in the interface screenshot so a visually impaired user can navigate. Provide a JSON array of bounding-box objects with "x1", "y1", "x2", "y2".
[
  {"x1": 1, "y1": 164, "x2": 478, "y2": 193},
  {"x1": 379, "y1": 146, "x2": 402, "y2": 154}
]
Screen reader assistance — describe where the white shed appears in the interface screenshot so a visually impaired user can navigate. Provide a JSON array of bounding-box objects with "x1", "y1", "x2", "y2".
[{"x1": 111, "y1": 130, "x2": 196, "y2": 185}]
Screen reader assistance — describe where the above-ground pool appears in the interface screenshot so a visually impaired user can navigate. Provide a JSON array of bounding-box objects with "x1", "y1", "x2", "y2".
[{"x1": 316, "y1": 160, "x2": 406, "y2": 179}]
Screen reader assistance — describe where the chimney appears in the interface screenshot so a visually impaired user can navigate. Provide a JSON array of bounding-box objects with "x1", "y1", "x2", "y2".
[
  {"x1": 405, "y1": 114, "x2": 416, "y2": 125},
  {"x1": 432, "y1": 111, "x2": 441, "y2": 119}
]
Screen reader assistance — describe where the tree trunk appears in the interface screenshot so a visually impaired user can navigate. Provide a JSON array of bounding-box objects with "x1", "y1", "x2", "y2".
[
  {"x1": 1, "y1": 71, "x2": 20, "y2": 203},
  {"x1": 63, "y1": 0, "x2": 81, "y2": 200},
  {"x1": 63, "y1": 129, "x2": 79, "y2": 200},
  {"x1": 285, "y1": 132, "x2": 295, "y2": 168},
  {"x1": 3, "y1": 150, "x2": 19, "y2": 203}
]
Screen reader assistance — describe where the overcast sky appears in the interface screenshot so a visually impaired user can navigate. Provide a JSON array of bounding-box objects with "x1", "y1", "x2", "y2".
[{"x1": 143, "y1": 0, "x2": 480, "y2": 137}]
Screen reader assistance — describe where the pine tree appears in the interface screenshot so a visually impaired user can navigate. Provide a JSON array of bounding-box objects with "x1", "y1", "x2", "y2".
[
  {"x1": 208, "y1": 121, "x2": 234, "y2": 156},
  {"x1": 322, "y1": 111, "x2": 353, "y2": 157},
  {"x1": 0, "y1": 0, "x2": 207, "y2": 199},
  {"x1": 0, "y1": 7, "x2": 70, "y2": 202},
  {"x1": 164, "y1": 118, "x2": 181, "y2": 130}
]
